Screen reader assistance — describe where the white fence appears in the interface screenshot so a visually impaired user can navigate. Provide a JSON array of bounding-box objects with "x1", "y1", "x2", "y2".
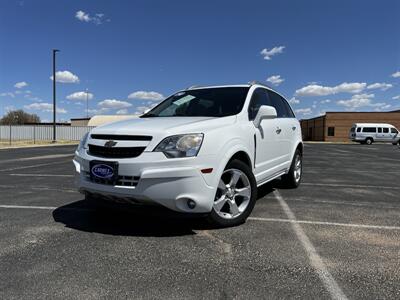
[{"x1": 0, "y1": 125, "x2": 95, "y2": 141}]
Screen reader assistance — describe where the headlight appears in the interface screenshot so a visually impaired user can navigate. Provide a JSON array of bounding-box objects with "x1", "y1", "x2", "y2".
[
  {"x1": 77, "y1": 132, "x2": 89, "y2": 151},
  {"x1": 154, "y1": 134, "x2": 203, "y2": 158}
]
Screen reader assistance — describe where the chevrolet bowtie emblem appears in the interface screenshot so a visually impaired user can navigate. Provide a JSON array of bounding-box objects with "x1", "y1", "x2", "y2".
[{"x1": 104, "y1": 140, "x2": 117, "y2": 148}]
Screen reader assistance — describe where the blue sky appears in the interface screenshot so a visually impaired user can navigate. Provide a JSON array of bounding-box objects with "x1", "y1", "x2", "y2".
[{"x1": 1, "y1": 0, "x2": 399, "y2": 122}]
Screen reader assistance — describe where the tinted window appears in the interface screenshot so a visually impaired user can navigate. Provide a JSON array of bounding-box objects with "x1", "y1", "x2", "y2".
[
  {"x1": 362, "y1": 127, "x2": 376, "y2": 133},
  {"x1": 268, "y1": 91, "x2": 291, "y2": 118},
  {"x1": 142, "y1": 87, "x2": 250, "y2": 118},
  {"x1": 328, "y1": 127, "x2": 335, "y2": 136},
  {"x1": 378, "y1": 128, "x2": 382, "y2": 133},
  {"x1": 281, "y1": 96, "x2": 295, "y2": 118},
  {"x1": 356, "y1": 127, "x2": 361, "y2": 132},
  {"x1": 350, "y1": 127, "x2": 355, "y2": 132},
  {"x1": 391, "y1": 128, "x2": 399, "y2": 134},
  {"x1": 383, "y1": 128, "x2": 389, "y2": 133},
  {"x1": 248, "y1": 88, "x2": 270, "y2": 120}
]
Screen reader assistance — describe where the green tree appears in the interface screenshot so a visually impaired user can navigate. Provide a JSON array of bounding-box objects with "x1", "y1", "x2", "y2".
[{"x1": 0, "y1": 110, "x2": 41, "y2": 125}]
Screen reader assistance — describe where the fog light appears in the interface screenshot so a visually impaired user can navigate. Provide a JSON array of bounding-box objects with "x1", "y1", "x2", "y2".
[{"x1": 187, "y1": 199, "x2": 196, "y2": 209}]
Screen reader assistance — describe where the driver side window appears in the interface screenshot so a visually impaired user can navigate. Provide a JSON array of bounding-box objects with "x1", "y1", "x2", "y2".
[{"x1": 248, "y1": 88, "x2": 270, "y2": 120}]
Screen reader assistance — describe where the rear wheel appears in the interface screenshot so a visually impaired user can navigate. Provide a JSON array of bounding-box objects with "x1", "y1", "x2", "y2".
[
  {"x1": 207, "y1": 160, "x2": 257, "y2": 227},
  {"x1": 365, "y1": 138, "x2": 373, "y2": 145},
  {"x1": 281, "y1": 149, "x2": 302, "y2": 188}
]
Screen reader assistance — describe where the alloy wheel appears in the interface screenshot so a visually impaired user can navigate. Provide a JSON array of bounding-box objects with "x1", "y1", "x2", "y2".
[{"x1": 213, "y1": 168, "x2": 252, "y2": 219}]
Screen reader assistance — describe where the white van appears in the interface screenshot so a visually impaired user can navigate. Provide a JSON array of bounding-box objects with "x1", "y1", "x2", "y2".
[{"x1": 349, "y1": 123, "x2": 400, "y2": 145}]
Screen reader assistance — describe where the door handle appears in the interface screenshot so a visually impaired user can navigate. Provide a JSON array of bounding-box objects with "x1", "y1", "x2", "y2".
[{"x1": 276, "y1": 128, "x2": 282, "y2": 134}]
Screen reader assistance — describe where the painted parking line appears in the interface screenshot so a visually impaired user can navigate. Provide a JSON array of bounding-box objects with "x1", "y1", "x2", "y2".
[
  {"x1": 0, "y1": 160, "x2": 71, "y2": 172},
  {"x1": 248, "y1": 217, "x2": 400, "y2": 231},
  {"x1": 301, "y1": 182, "x2": 400, "y2": 190},
  {"x1": 9, "y1": 173, "x2": 74, "y2": 177},
  {"x1": 0, "y1": 153, "x2": 73, "y2": 164},
  {"x1": 1, "y1": 204, "x2": 399, "y2": 232},
  {"x1": 0, "y1": 185, "x2": 76, "y2": 193},
  {"x1": 273, "y1": 190, "x2": 348, "y2": 300}
]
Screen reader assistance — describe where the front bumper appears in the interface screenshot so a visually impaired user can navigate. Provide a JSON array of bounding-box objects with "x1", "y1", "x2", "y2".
[{"x1": 73, "y1": 150, "x2": 218, "y2": 213}]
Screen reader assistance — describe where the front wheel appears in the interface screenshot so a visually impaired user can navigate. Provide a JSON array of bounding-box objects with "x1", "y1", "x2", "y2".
[
  {"x1": 365, "y1": 138, "x2": 373, "y2": 145},
  {"x1": 207, "y1": 160, "x2": 257, "y2": 228}
]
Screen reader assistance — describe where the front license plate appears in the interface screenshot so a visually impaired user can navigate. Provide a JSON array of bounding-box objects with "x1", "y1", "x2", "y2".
[{"x1": 90, "y1": 160, "x2": 119, "y2": 183}]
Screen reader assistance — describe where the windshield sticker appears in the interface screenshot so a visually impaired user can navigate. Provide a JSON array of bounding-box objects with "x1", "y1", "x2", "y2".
[{"x1": 173, "y1": 95, "x2": 195, "y2": 105}]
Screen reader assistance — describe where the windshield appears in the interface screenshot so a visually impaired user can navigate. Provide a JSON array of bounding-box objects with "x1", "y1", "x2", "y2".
[{"x1": 141, "y1": 87, "x2": 250, "y2": 118}]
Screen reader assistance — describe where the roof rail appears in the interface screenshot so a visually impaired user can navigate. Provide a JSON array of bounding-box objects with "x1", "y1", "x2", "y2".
[
  {"x1": 248, "y1": 80, "x2": 274, "y2": 89},
  {"x1": 186, "y1": 85, "x2": 203, "y2": 90}
]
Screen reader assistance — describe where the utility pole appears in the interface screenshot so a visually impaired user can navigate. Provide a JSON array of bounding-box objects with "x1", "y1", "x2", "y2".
[
  {"x1": 52, "y1": 49, "x2": 60, "y2": 143},
  {"x1": 85, "y1": 88, "x2": 89, "y2": 119}
]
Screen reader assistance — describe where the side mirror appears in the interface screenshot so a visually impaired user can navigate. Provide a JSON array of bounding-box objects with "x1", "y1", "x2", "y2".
[{"x1": 253, "y1": 105, "x2": 277, "y2": 127}]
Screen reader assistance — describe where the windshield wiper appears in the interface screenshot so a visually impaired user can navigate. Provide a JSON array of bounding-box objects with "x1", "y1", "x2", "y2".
[{"x1": 140, "y1": 113, "x2": 158, "y2": 118}]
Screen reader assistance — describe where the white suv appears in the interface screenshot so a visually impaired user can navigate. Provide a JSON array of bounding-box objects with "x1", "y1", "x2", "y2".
[{"x1": 73, "y1": 84, "x2": 303, "y2": 227}]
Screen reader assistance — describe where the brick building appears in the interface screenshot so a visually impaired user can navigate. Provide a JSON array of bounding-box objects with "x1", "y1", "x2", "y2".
[{"x1": 300, "y1": 110, "x2": 400, "y2": 142}]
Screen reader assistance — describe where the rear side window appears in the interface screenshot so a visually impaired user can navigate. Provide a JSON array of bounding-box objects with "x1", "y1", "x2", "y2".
[
  {"x1": 248, "y1": 88, "x2": 270, "y2": 120},
  {"x1": 391, "y1": 128, "x2": 399, "y2": 134},
  {"x1": 362, "y1": 127, "x2": 376, "y2": 133},
  {"x1": 267, "y1": 90, "x2": 293, "y2": 118},
  {"x1": 383, "y1": 128, "x2": 389, "y2": 133}
]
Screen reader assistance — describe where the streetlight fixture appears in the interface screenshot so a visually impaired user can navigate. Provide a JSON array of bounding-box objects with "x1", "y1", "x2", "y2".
[{"x1": 52, "y1": 49, "x2": 60, "y2": 143}]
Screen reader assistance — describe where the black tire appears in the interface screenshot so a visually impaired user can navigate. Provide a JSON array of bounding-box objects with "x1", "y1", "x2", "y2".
[
  {"x1": 207, "y1": 159, "x2": 257, "y2": 228},
  {"x1": 281, "y1": 149, "x2": 302, "y2": 188},
  {"x1": 365, "y1": 138, "x2": 373, "y2": 145}
]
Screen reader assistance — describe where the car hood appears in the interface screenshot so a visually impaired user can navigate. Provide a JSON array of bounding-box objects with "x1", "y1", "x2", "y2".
[{"x1": 90, "y1": 116, "x2": 237, "y2": 139}]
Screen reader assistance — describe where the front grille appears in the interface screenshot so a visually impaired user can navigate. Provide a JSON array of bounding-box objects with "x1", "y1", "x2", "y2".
[
  {"x1": 90, "y1": 134, "x2": 152, "y2": 141},
  {"x1": 84, "y1": 172, "x2": 140, "y2": 187},
  {"x1": 88, "y1": 144, "x2": 145, "y2": 158}
]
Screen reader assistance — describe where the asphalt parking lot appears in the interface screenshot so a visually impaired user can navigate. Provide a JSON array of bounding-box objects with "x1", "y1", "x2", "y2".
[{"x1": 0, "y1": 143, "x2": 399, "y2": 299}]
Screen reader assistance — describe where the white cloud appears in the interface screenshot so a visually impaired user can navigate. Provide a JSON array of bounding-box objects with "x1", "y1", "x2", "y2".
[
  {"x1": 50, "y1": 70, "x2": 80, "y2": 83},
  {"x1": 98, "y1": 99, "x2": 132, "y2": 109},
  {"x1": 128, "y1": 91, "x2": 164, "y2": 101},
  {"x1": 0, "y1": 92, "x2": 15, "y2": 98},
  {"x1": 5, "y1": 105, "x2": 15, "y2": 112},
  {"x1": 24, "y1": 102, "x2": 67, "y2": 113},
  {"x1": 391, "y1": 71, "x2": 400, "y2": 78},
  {"x1": 260, "y1": 46, "x2": 285, "y2": 60},
  {"x1": 116, "y1": 109, "x2": 129, "y2": 115},
  {"x1": 320, "y1": 99, "x2": 331, "y2": 104},
  {"x1": 75, "y1": 10, "x2": 107, "y2": 25},
  {"x1": 14, "y1": 81, "x2": 28, "y2": 89},
  {"x1": 266, "y1": 75, "x2": 284, "y2": 86},
  {"x1": 367, "y1": 82, "x2": 393, "y2": 91},
  {"x1": 336, "y1": 93, "x2": 389, "y2": 111},
  {"x1": 337, "y1": 93, "x2": 374, "y2": 109},
  {"x1": 66, "y1": 91, "x2": 94, "y2": 101},
  {"x1": 295, "y1": 108, "x2": 312, "y2": 115},
  {"x1": 288, "y1": 97, "x2": 300, "y2": 104},
  {"x1": 76, "y1": 10, "x2": 91, "y2": 22},
  {"x1": 295, "y1": 82, "x2": 366, "y2": 97},
  {"x1": 392, "y1": 95, "x2": 400, "y2": 100}
]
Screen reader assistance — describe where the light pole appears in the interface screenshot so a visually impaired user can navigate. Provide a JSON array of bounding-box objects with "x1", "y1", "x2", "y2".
[
  {"x1": 52, "y1": 49, "x2": 60, "y2": 143},
  {"x1": 85, "y1": 88, "x2": 89, "y2": 119}
]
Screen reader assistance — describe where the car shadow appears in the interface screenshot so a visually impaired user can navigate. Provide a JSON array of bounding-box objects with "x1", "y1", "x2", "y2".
[
  {"x1": 52, "y1": 199, "x2": 214, "y2": 237},
  {"x1": 53, "y1": 183, "x2": 277, "y2": 237}
]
